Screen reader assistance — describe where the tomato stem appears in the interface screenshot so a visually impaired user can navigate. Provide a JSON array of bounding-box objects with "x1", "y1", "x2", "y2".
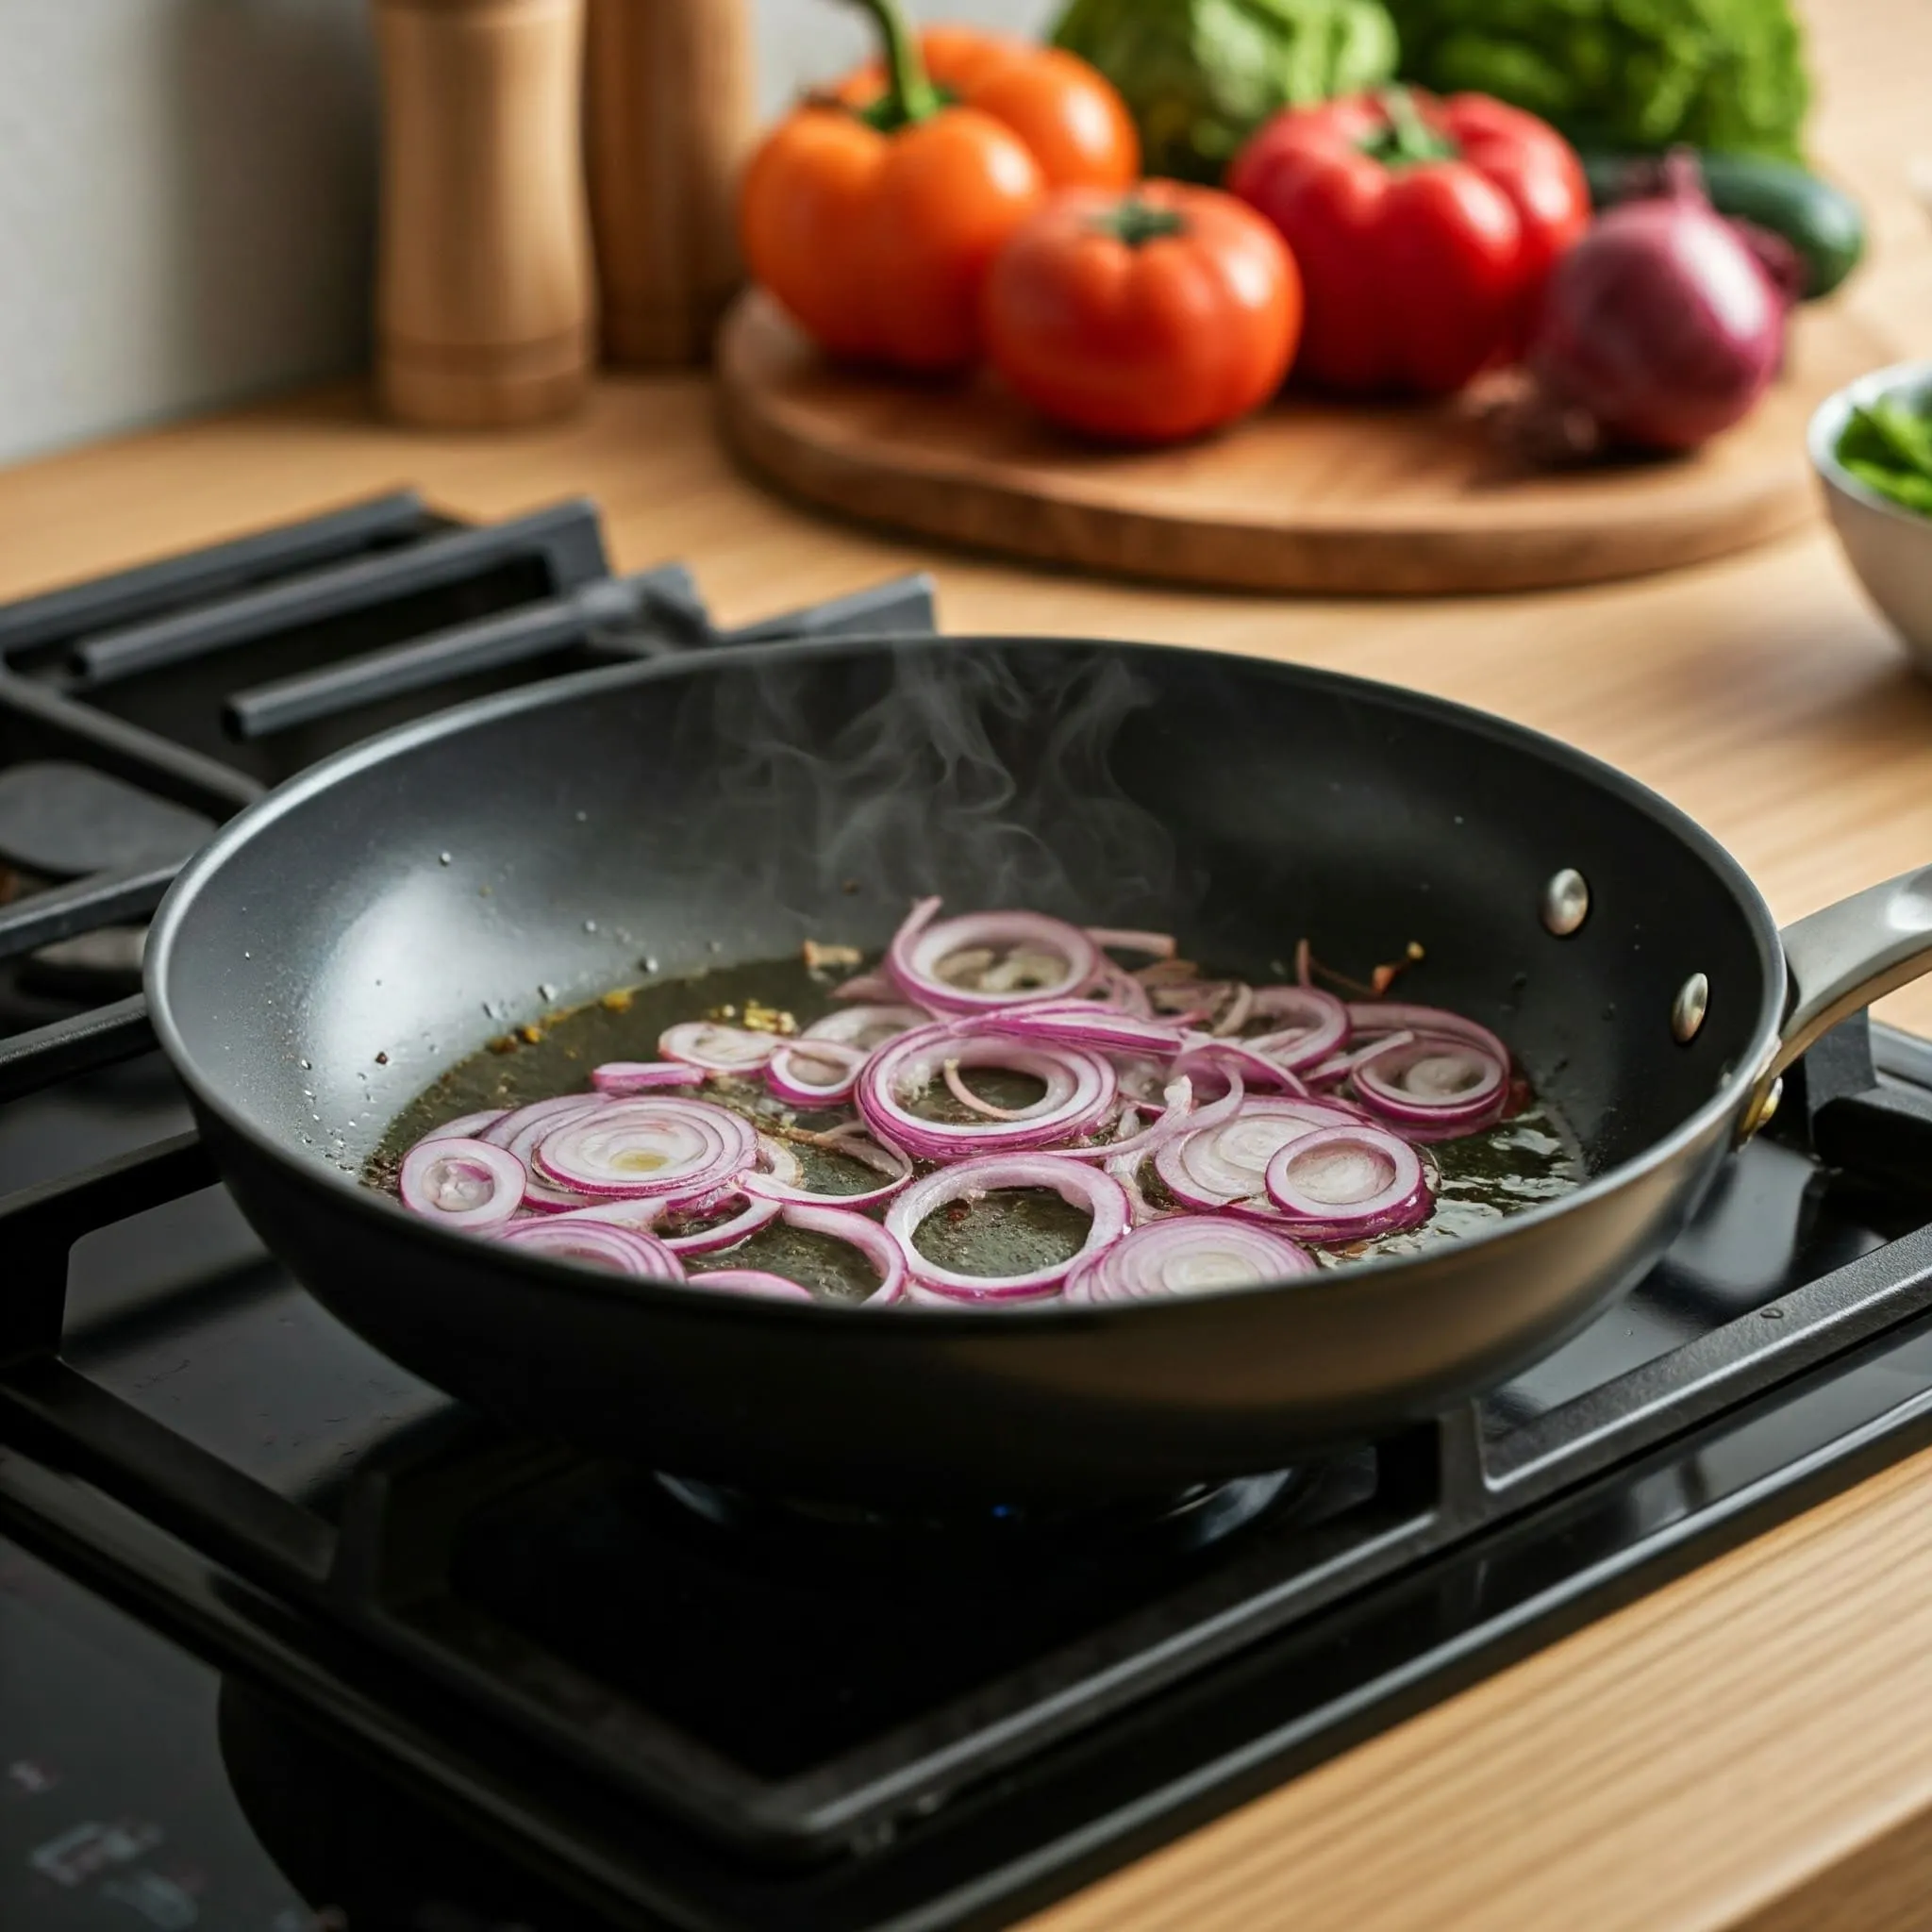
[
  {"x1": 1090, "y1": 195, "x2": 1188, "y2": 247},
  {"x1": 845, "y1": 0, "x2": 943, "y2": 130}
]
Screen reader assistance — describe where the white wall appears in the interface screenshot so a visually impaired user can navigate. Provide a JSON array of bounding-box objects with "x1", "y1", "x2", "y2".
[{"x1": 0, "y1": 0, "x2": 1057, "y2": 467}]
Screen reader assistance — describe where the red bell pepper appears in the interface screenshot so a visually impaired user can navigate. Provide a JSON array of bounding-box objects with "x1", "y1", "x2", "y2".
[{"x1": 1228, "y1": 90, "x2": 1590, "y2": 395}]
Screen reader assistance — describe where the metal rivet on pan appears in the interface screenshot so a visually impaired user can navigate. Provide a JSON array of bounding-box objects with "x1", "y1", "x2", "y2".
[
  {"x1": 1672, "y1": 972, "x2": 1709, "y2": 1043},
  {"x1": 1541, "y1": 868, "x2": 1590, "y2": 937},
  {"x1": 1748, "y1": 1076, "x2": 1784, "y2": 1135}
]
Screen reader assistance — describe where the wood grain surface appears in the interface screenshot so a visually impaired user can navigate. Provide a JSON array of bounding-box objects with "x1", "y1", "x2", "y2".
[
  {"x1": 0, "y1": 5, "x2": 1929, "y2": 1924},
  {"x1": 716, "y1": 291, "x2": 1898, "y2": 594}
]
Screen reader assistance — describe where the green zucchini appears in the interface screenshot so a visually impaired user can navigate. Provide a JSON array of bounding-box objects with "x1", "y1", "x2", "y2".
[{"x1": 1578, "y1": 150, "x2": 1865, "y2": 301}]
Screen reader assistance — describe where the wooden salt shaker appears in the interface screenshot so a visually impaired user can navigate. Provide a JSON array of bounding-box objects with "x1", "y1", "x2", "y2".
[
  {"x1": 584, "y1": 0, "x2": 753, "y2": 365},
  {"x1": 372, "y1": 0, "x2": 596, "y2": 427}
]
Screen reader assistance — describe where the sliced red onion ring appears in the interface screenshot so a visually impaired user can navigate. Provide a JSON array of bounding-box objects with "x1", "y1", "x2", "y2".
[
  {"x1": 1086, "y1": 927, "x2": 1176, "y2": 959},
  {"x1": 1064, "y1": 1215, "x2": 1315, "y2": 1302},
  {"x1": 484, "y1": 1094, "x2": 608, "y2": 1209},
  {"x1": 658, "y1": 1021, "x2": 778, "y2": 1074},
  {"x1": 1092, "y1": 958, "x2": 1157, "y2": 1018},
  {"x1": 685, "y1": 1269, "x2": 815, "y2": 1302},
  {"x1": 982, "y1": 1006, "x2": 1186, "y2": 1058},
  {"x1": 766, "y1": 1038, "x2": 865, "y2": 1107},
  {"x1": 422, "y1": 1108, "x2": 508, "y2": 1143},
  {"x1": 1174, "y1": 1038, "x2": 1309, "y2": 1097},
  {"x1": 1057, "y1": 1070, "x2": 1243, "y2": 1164},
  {"x1": 756, "y1": 1134, "x2": 805, "y2": 1188},
  {"x1": 778, "y1": 1202, "x2": 906, "y2": 1305},
  {"x1": 857, "y1": 1025, "x2": 1115, "y2": 1160},
  {"x1": 1210, "y1": 982, "x2": 1254, "y2": 1036},
  {"x1": 1348, "y1": 1002, "x2": 1508, "y2": 1065},
  {"x1": 1353, "y1": 1034, "x2": 1507, "y2": 1139},
  {"x1": 534, "y1": 1097, "x2": 755, "y2": 1200},
  {"x1": 885, "y1": 1155, "x2": 1130, "y2": 1302},
  {"x1": 801, "y1": 1003, "x2": 930, "y2": 1051},
  {"x1": 1244, "y1": 986, "x2": 1350, "y2": 1068},
  {"x1": 1264, "y1": 1124, "x2": 1430, "y2": 1239},
  {"x1": 481, "y1": 1093, "x2": 603, "y2": 1150},
  {"x1": 830, "y1": 971, "x2": 898, "y2": 1002},
  {"x1": 1305, "y1": 1029, "x2": 1415, "y2": 1090},
  {"x1": 398, "y1": 1137, "x2": 525, "y2": 1229},
  {"x1": 741, "y1": 1125, "x2": 912, "y2": 1209},
  {"x1": 591, "y1": 1061, "x2": 705, "y2": 1094},
  {"x1": 1154, "y1": 1096, "x2": 1364, "y2": 1210},
  {"x1": 655, "y1": 1190, "x2": 782, "y2": 1254},
  {"x1": 887, "y1": 900, "x2": 1100, "y2": 1013},
  {"x1": 494, "y1": 1215, "x2": 686, "y2": 1276}
]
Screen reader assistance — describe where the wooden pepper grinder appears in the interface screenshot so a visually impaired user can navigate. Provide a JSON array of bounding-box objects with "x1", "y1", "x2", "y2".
[
  {"x1": 372, "y1": 0, "x2": 596, "y2": 427},
  {"x1": 584, "y1": 0, "x2": 753, "y2": 365}
]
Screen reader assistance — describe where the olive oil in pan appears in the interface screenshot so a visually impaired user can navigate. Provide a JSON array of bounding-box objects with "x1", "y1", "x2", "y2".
[{"x1": 376, "y1": 955, "x2": 1587, "y2": 1295}]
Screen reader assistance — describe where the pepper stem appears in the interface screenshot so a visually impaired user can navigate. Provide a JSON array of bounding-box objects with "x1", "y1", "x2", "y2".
[
  {"x1": 844, "y1": 0, "x2": 942, "y2": 129},
  {"x1": 1363, "y1": 88, "x2": 1458, "y2": 168}
]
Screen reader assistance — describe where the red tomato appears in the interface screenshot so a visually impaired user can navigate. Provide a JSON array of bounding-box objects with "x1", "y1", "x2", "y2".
[{"x1": 980, "y1": 182, "x2": 1303, "y2": 443}]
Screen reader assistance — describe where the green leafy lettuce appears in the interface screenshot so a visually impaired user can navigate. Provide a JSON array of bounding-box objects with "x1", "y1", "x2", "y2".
[
  {"x1": 1050, "y1": 0, "x2": 1401, "y2": 183},
  {"x1": 1382, "y1": 0, "x2": 1809, "y2": 160}
]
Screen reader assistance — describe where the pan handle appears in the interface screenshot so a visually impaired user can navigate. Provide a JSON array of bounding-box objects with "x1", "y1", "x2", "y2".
[{"x1": 1747, "y1": 864, "x2": 1932, "y2": 1133}]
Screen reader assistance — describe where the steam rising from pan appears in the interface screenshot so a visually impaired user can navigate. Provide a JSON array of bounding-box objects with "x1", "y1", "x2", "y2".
[{"x1": 671, "y1": 641, "x2": 1202, "y2": 931}]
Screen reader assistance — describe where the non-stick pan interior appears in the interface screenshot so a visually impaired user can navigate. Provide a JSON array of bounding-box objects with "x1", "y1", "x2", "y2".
[{"x1": 153, "y1": 638, "x2": 1780, "y2": 1185}]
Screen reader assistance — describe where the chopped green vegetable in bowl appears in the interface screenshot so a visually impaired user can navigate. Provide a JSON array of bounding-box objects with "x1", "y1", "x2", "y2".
[
  {"x1": 1382, "y1": 0, "x2": 1810, "y2": 162},
  {"x1": 1811, "y1": 363, "x2": 1932, "y2": 678},
  {"x1": 1050, "y1": 0, "x2": 1399, "y2": 183},
  {"x1": 1837, "y1": 398, "x2": 1932, "y2": 516}
]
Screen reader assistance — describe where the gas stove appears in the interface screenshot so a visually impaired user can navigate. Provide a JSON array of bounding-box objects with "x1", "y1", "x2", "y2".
[{"x1": 6, "y1": 494, "x2": 1932, "y2": 1931}]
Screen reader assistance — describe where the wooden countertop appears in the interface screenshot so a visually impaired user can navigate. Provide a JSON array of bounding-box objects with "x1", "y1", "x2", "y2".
[{"x1": 4, "y1": 5, "x2": 1931, "y2": 1924}]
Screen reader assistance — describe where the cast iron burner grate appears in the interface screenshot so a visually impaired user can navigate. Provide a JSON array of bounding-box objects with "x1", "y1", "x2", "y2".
[{"x1": 8, "y1": 495, "x2": 1932, "y2": 1930}]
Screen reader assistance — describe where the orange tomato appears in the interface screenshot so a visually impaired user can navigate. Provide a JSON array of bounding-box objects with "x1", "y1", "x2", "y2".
[{"x1": 980, "y1": 183, "x2": 1303, "y2": 442}]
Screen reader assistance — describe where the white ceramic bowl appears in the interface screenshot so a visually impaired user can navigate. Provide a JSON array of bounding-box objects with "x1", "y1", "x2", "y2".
[{"x1": 1809, "y1": 358, "x2": 1932, "y2": 673}]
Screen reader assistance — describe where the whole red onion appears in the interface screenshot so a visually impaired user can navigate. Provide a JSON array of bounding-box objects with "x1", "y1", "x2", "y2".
[{"x1": 1524, "y1": 152, "x2": 1789, "y2": 454}]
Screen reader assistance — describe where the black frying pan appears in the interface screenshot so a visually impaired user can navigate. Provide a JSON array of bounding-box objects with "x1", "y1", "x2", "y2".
[{"x1": 143, "y1": 636, "x2": 1932, "y2": 1503}]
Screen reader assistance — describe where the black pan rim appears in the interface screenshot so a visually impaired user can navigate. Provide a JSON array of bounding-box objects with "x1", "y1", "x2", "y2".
[{"x1": 144, "y1": 631, "x2": 1788, "y2": 1332}]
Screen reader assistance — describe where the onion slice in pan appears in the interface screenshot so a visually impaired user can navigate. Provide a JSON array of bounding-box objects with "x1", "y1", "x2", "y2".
[
  {"x1": 741, "y1": 1128, "x2": 913, "y2": 1209},
  {"x1": 887, "y1": 900, "x2": 1100, "y2": 1013},
  {"x1": 801, "y1": 1003, "x2": 930, "y2": 1051},
  {"x1": 857, "y1": 1025, "x2": 1116, "y2": 1160},
  {"x1": 1065, "y1": 1215, "x2": 1315, "y2": 1302},
  {"x1": 1263, "y1": 1124, "x2": 1431, "y2": 1239},
  {"x1": 655, "y1": 1190, "x2": 782, "y2": 1254},
  {"x1": 399, "y1": 1137, "x2": 525, "y2": 1229},
  {"x1": 534, "y1": 1097, "x2": 755, "y2": 1200},
  {"x1": 418, "y1": 1108, "x2": 508, "y2": 1143},
  {"x1": 766, "y1": 1038, "x2": 866, "y2": 1107},
  {"x1": 1155, "y1": 1096, "x2": 1364, "y2": 1210},
  {"x1": 982, "y1": 1005, "x2": 1186, "y2": 1058},
  {"x1": 591, "y1": 1060, "x2": 705, "y2": 1094},
  {"x1": 687, "y1": 1269, "x2": 815, "y2": 1301},
  {"x1": 1348, "y1": 1001, "x2": 1508, "y2": 1067},
  {"x1": 494, "y1": 1215, "x2": 686, "y2": 1276},
  {"x1": 777, "y1": 1202, "x2": 906, "y2": 1305},
  {"x1": 658, "y1": 1021, "x2": 779, "y2": 1074},
  {"x1": 886, "y1": 1155, "x2": 1130, "y2": 1302},
  {"x1": 1352, "y1": 1033, "x2": 1507, "y2": 1138}
]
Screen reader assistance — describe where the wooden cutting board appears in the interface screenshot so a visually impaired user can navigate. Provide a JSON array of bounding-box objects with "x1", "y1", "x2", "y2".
[{"x1": 717, "y1": 290, "x2": 1898, "y2": 595}]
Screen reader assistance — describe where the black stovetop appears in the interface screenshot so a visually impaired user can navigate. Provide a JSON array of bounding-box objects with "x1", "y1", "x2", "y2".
[{"x1": 6, "y1": 494, "x2": 1932, "y2": 1932}]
